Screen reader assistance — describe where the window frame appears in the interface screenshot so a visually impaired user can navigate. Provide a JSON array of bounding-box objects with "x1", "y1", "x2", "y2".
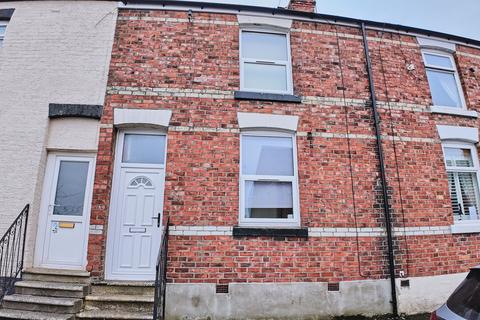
[
  {"x1": 442, "y1": 141, "x2": 480, "y2": 224},
  {"x1": 422, "y1": 49, "x2": 467, "y2": 109},
  {"x1": 117, "y1": 129, "x2": 168, "y2": 170},
  {"x1": 239, "y1": 27, "x2": 293, "y2": 95},
  {"x1": 239, "y1": 130, "x2": 300, "y2": 227},
  {"x1": 0, "y1": 21, "x2": 7, "y2": 47}
]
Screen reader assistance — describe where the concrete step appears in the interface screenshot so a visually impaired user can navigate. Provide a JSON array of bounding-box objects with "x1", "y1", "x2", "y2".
[
  {"x1": 0, "y1": 309, "x2": 75, "y2": 320},
  {"x1": 91, "y1": 281, "x2": 154, "y2": 296},
  {"x1": 23, "y1": 268, "x2": 90, "y2": 284},
  {"x1": 84, "y1": 294, "x2": 153, "y2": 313},
  {"x1": 3, "y1": 294, "x2": 83, "y2": 314},
  {"x1": 15, "y1": 280, "x2": 90, "y2": 298},
  {"x1": 76, "y1": 310, "x2": 152, "y2": 320}
]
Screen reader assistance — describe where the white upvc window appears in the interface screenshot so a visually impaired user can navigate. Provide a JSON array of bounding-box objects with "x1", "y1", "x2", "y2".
[
  {"x1": 422, "y1": 50, "x2": 466, "y2": 109},
  {"x1": 239, "y1": 131, "x2": 300, "y2": 227},
  {"x1": 0, "y1": 22, "x2": 7, "y2": 48},
  {"x1": 442, "y1": 142, "x2": 480, "y2": 222},
  {"x1": 239, "y1": 29, "x2": 293, "y2": 94}
]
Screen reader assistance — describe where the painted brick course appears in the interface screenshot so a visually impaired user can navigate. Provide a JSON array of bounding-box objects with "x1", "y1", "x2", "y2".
[{"x1": 87, "y1": 6, "x2": 480, "y2": 288}]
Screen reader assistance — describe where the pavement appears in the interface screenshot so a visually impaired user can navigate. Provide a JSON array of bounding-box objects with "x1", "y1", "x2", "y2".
[{"x1": 333, "y1": 314, "x2": 430, "y2": 320}]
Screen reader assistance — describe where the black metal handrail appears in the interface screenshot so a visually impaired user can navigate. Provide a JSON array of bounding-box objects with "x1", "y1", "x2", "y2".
[
  {"x1": 0, "y1": 204, "x2": 29, "y2": 302},
  {"x1": 153, "y1": 218, "x2": 170, "y2": 320}
]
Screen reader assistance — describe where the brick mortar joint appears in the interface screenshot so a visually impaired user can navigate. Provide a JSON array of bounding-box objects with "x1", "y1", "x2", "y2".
[
  {"x1": 117, "y1": 16, "x2": 238, "y2": 25},
  {"x1": 166, "y1": 225, "x2": 453, "y2": 237},
  {"x1": 106, "y1": 86, "x2": 431, "y2": 111},
  {"x1": 291, "y1": 28, "x2": 419, "y2": 47},
  {"x1": 98, "y1": 123, "x2": 439, "y2": 143},
  {"x1": 457, "y1": 51, "x2": 480, "y2": 60}
]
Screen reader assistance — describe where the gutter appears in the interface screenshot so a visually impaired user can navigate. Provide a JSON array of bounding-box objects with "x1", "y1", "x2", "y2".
[
  {"x1": 121, "y1": 0, "x2": 480, "y2": 48},
  {"x1": 360, "y1": 22, "x2": 398, "y2": 316}
]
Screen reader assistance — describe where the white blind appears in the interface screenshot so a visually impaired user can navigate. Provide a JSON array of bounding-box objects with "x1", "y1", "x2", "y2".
[
  {"x1": 245, "y1": 181, "x2": 293, "y2": 209},
  {"x1": 448, "y1": 172, "x2": 462, "y2": 217},
  {"x1": 458, "y1": 172, "x2": 479, "y2": 214},
  {"x1": 426, "y1": 69, "x2": 462, "y2": 108},
  {"x1": 448, "y1": 171, "x2": 480, "y2": 220}
]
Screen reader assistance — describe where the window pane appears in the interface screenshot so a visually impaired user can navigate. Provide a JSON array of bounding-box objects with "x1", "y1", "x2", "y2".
[
  {"x1": 426, "y1": 69, "x2": 462, "y2": 107},
  {"x1": 448, "y1": 171, "x2": 480, "y2": 221},
  {"x1": 448, "y1": 172, "x2": 462, "y2": 218},
  {"x1": 53, "y1": 161, "x2": 89, "y2": 216},
  {"x1": 242, "y1": 135, "x2": 293, "y2": 176},
  {"x1": 242, "y1": 31, "x2": 287, "y2": 61},
  {"x1": 245, "y1": 181, "x2": 293, "y2": 219},
  {"x1": 0, "y1": 26, "x2": 5, "y2": 48},
  {"x1": 244, "y1": 63, "x2": 287, "y2": 92},
  {"x1": 122, "y1": 134, "x2": 166, "y2": 164},
  {"x1": 458, "y1": 172, "x2": 480, "y2": 220},
  {"x1": 424, "y1": 53, "x2": 454, "y2": 69},
  {"x1": 444, "y1": 148, "x2": 473, "y2": 168}
]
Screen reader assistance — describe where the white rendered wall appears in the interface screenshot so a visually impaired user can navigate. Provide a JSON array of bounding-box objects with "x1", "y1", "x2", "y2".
[
  {"x1": 397, "y1": 272, "x2": 467, "y2": 314},
  {"x1": 47, "y1": 118, "x2": 100, "y2": 151},
  {"x1": 165, "y1": 273, "x2": 467, "y2": 318},
  {"x1": 0, "y1": 1, "x2": 117, "y2": 268}
]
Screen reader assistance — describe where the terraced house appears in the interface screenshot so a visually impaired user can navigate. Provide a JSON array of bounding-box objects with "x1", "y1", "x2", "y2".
[{"x1": 1, "y1": 0, "x2": 480, "y2": 319}]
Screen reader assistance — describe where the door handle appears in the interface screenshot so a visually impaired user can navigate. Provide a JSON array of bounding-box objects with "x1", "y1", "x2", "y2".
[{"x1": 152, "y1": 213, "x2": 161, "y2": 227}]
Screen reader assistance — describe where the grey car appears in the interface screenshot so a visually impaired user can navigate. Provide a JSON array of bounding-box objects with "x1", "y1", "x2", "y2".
[{"x1": 433, "y1": 266, "x2": 480, "y2": 320}]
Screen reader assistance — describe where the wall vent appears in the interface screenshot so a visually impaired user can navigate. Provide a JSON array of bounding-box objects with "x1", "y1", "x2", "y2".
[
  {"x1": 400, "y1": 280, "x2": 410, "y2": 288},
  {"x1": 327, "y1": 282, "x2": 340, "y2": 292},
  {"x1": 216, "y1": 284, "x2": 229, "y2": 294}
]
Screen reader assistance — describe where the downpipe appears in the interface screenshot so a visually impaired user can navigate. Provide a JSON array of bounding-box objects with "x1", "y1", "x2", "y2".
[{"x1": 360, "y1": 22, "x2": 399, "y2": 317}]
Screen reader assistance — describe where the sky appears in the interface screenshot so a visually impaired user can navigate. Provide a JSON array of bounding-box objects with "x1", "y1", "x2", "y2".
[
  {"x1": 184, "y1": 0, "x2": 480, "y2": 41},
  {"x1": 316, "y1": 0, "x2": 480, "y2": 41}
]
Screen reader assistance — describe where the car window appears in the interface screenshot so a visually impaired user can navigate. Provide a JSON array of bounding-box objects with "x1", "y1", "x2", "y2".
[{"x1": 447, "y1": 270, "x2": 480, "y2": 320}]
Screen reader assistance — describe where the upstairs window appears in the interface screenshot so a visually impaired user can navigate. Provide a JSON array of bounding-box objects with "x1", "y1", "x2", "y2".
[
  {"x1": 240, "y1": 30, "x2": 293, "y2": 94},
  {"x1": 240, "y1": 131, "x2": 299, "y2": 227},
  {"x1": 422, "y1": 50, "x2": 465, "y2": 108},
  {"x1": 0, "y1": 22, "x2": 7, "y2": 47},
  {"x1": 443, "y1": 143, "x2": 480, "y2": 222}
]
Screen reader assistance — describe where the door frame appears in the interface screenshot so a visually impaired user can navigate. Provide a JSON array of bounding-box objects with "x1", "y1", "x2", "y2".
[
  {"x1": 34, "y1": 152, "x2": 96, "y2": 270},
  {"x1": 105, "y1": 129, "x2": 168, "y2": 280}
]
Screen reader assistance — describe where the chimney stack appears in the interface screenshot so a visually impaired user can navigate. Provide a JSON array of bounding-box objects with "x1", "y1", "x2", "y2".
[{"x1": 288, "y1": 0, "x2": 316, "y2": 13}]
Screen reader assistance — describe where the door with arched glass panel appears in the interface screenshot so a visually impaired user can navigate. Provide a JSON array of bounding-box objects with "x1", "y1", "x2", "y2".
[{"x1": 106, "y1": 131, "x2": 167, "y2": 280}]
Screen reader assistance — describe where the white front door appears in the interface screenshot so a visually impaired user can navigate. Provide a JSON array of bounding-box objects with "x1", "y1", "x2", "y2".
[
  {"x1": 106, "y1": 131, "x2": 167, "y2": 280},
  {"x1": 35, "y1": 154, "x2": 95, "y2": 270}
]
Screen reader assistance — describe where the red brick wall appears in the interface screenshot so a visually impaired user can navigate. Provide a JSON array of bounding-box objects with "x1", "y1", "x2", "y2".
[
  {"x1": 86, "y1": 8, "x2": 480, "y2": 282},
  {"x1": 168, "y1": 236, "x2": 387, "y2": 283},
  {"x1": 289, "y1": 0, "x2": 316, "y2": 12}
]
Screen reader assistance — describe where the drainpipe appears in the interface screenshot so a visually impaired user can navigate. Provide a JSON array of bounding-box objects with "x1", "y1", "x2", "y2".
[{"x1": 360, "y1": 22, "x2": 399, "y2": 317}]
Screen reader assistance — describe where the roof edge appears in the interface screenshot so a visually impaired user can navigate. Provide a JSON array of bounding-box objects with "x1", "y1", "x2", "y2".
[{"x1": 121, "y1": 0, "x2": 480, "y2": 48}]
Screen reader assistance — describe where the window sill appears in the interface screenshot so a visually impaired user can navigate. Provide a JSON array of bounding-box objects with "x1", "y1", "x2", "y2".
[
  {"x1": 451, "y1": 222, "x2": 480, "y2": 234},
  {"x1": 430, "y1": 106, "x2": 478, "y2": 118},
  {"x1": 232, "y1": 226, "x2": 308, "y2": 238},
  {"x1": 234, "y1": 91, "x2": 302, "y2": 103}
]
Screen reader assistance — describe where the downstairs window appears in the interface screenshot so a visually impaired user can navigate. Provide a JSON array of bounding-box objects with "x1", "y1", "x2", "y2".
[{"x1": 239, "y1": 131, "x2": 299, "y2": 227}]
